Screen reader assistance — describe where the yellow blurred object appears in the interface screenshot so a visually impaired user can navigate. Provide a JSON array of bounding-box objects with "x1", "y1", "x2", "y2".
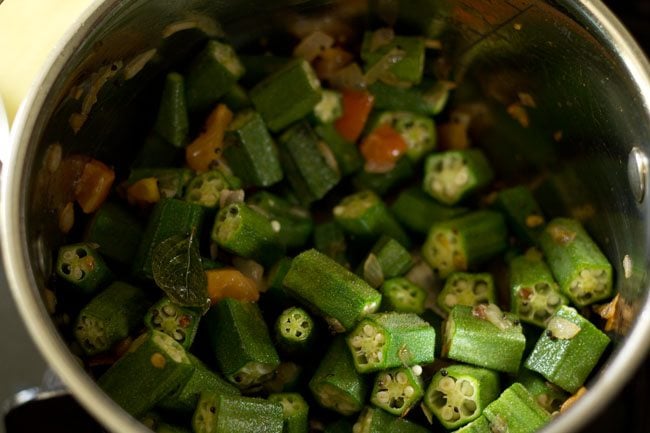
[
  {"x1": 0, "y1": 0, "x2": 95, "y2": 123},
  {"x1": 206, "y1": 268, "x2": 260, "y2": 305},
  {"x1": 185, "y1": 104, "x2": 233, "y2": 172},
  {"x1": 126, "y1": 177, "x2": 161, "y2": 207}
]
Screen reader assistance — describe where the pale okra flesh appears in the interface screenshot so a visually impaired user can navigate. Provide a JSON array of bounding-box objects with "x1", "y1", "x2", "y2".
[
  {"x1": 145, "y1": 297, "x2": 200, "y2": 349},
  {"x1": 438, "y1": 272, "x2": 496, "y2": 313},
  {"x1": 370, "y1": 366, "x2": 424, "y2": 416}
]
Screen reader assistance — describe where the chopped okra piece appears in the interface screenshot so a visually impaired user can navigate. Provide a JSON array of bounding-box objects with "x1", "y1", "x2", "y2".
[
  {"x1": 283, "y1": 249, "x2": 381, "y2": 332},
  {"x1": 346, "y1": 312, "x2": 435, "y2": 373},
  {"x1": 74, "y1": 281, "x2": 150, "y2": 355},
  {"x1": 56, "y1": 243, "x2": 113, "y2": 296},
  {"x1": 315, "y1": 123, "x2": 363, "y2": 176},
  {"x1": 266, "y1": 257, "x2": 293, "y2": 302},
  {"x1": 128, "y1": 168, "x2": 192, "y2": 199},
  {"x1": 206, "y1": 299, "x2": 280, "y2": 389},
  {"x1": 422, "y1": 211, "x2": 508, "y2": 278},
  {"x1": 525, "y1": 305, "x2": 610, "y2": 393},
  {"x1": 192, "y1": 392, "x2": 284, "y2": 433},
  {"x1": 313, "y1": 90, "x2": 343, "y2": 124},
  {"x1": 240, "y1": 54, "x2": 290, "y2": 86},
  {"x1": 517, "y1": 368, "x2": 568, "y2": 413},
  {"x1": 223, "y1": 110, "x2": 283, "y2": 188},
  {"x1": 98, "y1": 331, "x2": 195, "y2": 417},
  {"x1": 442, "y1": 304, "x2": 526, "y2": 374},
  {"x1": 132, "y1": 198, "x2": 205, "y2": 279},
  {"x1": 84, "y1": 202, "x2": 143, "y2": 265},
  {"x1": 133, "y1": 133, "x2": 180, "y2": 169},
  {"x1": 334, "y1": 190, "x2": 411, "y2": 249},
  {"x1": 509, "y1": 250, "x2": 568, "y2": 327},
  {"x1": 437, "y1": 272, "x2": 496, "y2": 314},
  {"x1": 371, "y1": 366, "x2": 424, "y2": 417},
  {"x1": 309, "y1": 337, "x2": 368, "y2": 416},
  {"x1": 424, "y1": 364, "x2": 500, "y2": 430},
  {"x1": 352, "y1": 406, "x2": 429, "y2": 433},
  {"x1": 248, "y1": 191, "x2": 313, "y2": 250},
  {"x1": 278, "y1": 122, "x2": 341, "y2": 205},
  {"x1": 390, "y1": 187, "x2": 468, "y2": 235},
  {"x1": 211, "y1": 202, "x2": 284, "y2": 266},
  {"x1": 185, "y1": 40, "x2": 245, "y2": 112},
  {"x1": 380, "y1": 277, "x2": 427, "y2": 314},
  {"x1": 482, "y1": 383, "x2": 551, "y2": 433},
  {"x1": 144, "y1": 297, "x2": 201, "y2": 350},
  {"x1": 154, "y1": 72, "x2": 189, "y2": 148},
  {"x1": 451, "y1": 415, "x2": 491, "y2": 433},
  {"x1": 222, "y1": 83, "x2": 251, "y2": 111},
  {"x1": 423, "y1": 149, "x2": 494, "y2": 205},
  {"x1": 539, "y1": 218, "x2": 613, "y2": 307},
  {"x1": 268, "y1": 393, "x2": 309, "y2": 433},
  {"x1": 361, "y1": 31, "x2": 426, "y2": 85},
  {"x1": 373, "y1": 111, "x2": 436, "y2": 161},
  {"x1": 353, "y1": 157, "x2": 414, "y2": 196},
  {"x1": 158, "y1": 354, "x2": 239, "y2": 415},
  {"x1": 250, "y1": 58, "x2": 322, "y2": 132},
  {"x1": 313, "y1": 221, "x2": 349, "y2": 266},
  {"x1": 494, "y1": 186, "x2": 546, "y2": 246},
  {"x1": 275, "y1": 307, "x2": 316, "y2": 353},
  {"x1": 184, "y1": 170, "x2": 231, "y2": 209},
  {"x1": 360, "y1": 236, "x2": 413, "y2": 288},
  {"x1": 368, "y1": 81, "x2": 450, "y2": 117}
]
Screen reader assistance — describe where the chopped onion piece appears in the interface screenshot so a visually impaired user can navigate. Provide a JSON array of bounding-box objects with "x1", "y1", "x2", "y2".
[
  {"x1": 329, "y1": 63, "x2": 367, "y2": 90},
  {"x1": 472, "y1": 304, "x2": 514, "y2": 330},
  {"x1": 547, "y1": 317, "x2": 581, "y2": 339},
  {"x1": 219, "y1": 189, "x2": 245, "y2": 208},
  {"x1": 293, "y1": 31, "x2": 335, "y2": 61}
]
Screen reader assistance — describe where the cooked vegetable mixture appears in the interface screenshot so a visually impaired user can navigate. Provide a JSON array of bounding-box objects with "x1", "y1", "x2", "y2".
[{"x1": 51, "y1": 15, "x2": 616, "y2": 433}]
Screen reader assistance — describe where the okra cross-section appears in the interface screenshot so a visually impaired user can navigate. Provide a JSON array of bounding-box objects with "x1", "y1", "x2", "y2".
[
  {"x1": 309, "y1": 337, "x2": 368, "y2": 416},
  {"x1": 144, "y1": 297, "x2": 201, "y2": 350},
  {"x1": 275, "y1": 306, "x2": 316, "y2": 353},
  {"x1": 422, "y1": 211, "x2": 508, "y2": 278},
  {"x1": 192, "y1": 392, "x2": 284, "y2": 433},
  {"x1": 524, "y1": 305, "x2": 610, "y2": 393},
  {"x1": 361, "y1": 31, "x2": 426, "y2": 85},
  {"x1": 373, "y1": 111, "x2": 436, "y2": 161},
  {"x1": 423, "y1": 149, "x2": 493, "y2": 205},
  {"x1": 380, "y1": 277, "x2": 427, "y2": 315},
  {"x1": 437, "y1": 272, "x2": 496, "y2": 314},
  {"x1": 352, "y1": 406, "x2": 430, "y2": 433},
  {"x1": 539, "y1": 218, "x2": 613, "y2": 307},
  {"x1": 282, "y1": 249, "x2": 381, "y2": 332},
  {"x1": 268, "y1": 393, "x2": 309, "y2": 433},
  {"x1": 56, "y1": 242, "x2": 113, "y2": 296},
  {"x1": 482, "y1": 383, "x2": 551, "y2": 433},
  {"x1": 184, "y1": 170, "x2": 231, "y2": 209},
  {"x1": 205, "y1": 298, "x2": 280, "y2": 389},
  {"x1": 424, "y1": 364, "x2": 500, "y2": 430},
  {"x1": 442, "y1": 304, "x2": 525, "y2": 373},
  {"x1": 346, "y1": 312, "x2": 436, "y2": 373},
  {"x1": 370, "y1": 366, "x2": 424, "y2": 416}
]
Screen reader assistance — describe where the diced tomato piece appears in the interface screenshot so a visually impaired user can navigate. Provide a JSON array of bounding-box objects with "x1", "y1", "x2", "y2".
[
  {"x1": 335, "y1": 90, "x2": 375, "y2": 142},
  {"x1": 360, "y1": 124, "x2": 407, "y2": 173}
]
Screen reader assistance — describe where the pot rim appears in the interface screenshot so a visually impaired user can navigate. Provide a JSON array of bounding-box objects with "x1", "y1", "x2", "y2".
[{"x1": 2, "y1": 1, "x2": 650, "y2": 433}]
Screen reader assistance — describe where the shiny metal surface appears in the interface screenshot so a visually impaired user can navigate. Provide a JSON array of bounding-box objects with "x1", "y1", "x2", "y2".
[
  {"x1": 628, "y1": 147, "x2": 648, "y2": 204},
  {"x1": 2, "y1": 1, "x2": 649, "y2": 433}
]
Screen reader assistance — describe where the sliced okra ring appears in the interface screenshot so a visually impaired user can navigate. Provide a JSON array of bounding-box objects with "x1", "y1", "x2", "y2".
[
  {"x1": 192, "y1": 392, "x2": 284, "y2": 433},
  {"x1": 374, "y1": 111, "x2": 436, "y2": 161},
  {"x1": 437, "y1": 272, "x2": 496, "y2": 314},
  {"x1": 482, "y1": 383, "x2": 551, "y2": 433},
  {"x1": 352, "y1": 406, "x2": 430, "y2": 433},
  {"x1": 275, "y1": 306, "x2": 316, "y2": 353},
  {"x1": 424, "y1": 364, "x2": 500, "y2": 430},
  {"x1": 494, "y1": 185, "x2": 546, "y2": 246},
  {"x1": 346, "y1": 313, "x2": 435, "y2": 373},
  {"x1": 380, "y1": 277, "x2": 427, "y2": 314},
  {"x1": 154, "y1": 72, "x2": 189, "y2": 148},
  {"x1": 268, "y1": 393, "x2": 309, "y2": 433},
  {"x1": 184, "y1": 170, "x2": 231, "y2": 209},
  {"x1": 525, "y1": 305, "x2": 610, "y2": 393},
  {"x1": 56, "y1": 243, "x2": 113, "y2": 296},
  {"x1": 312, "y1": 89, "x2": 343, "y2": 124},
  {"x1": 423, "y1": 149, "x2": 493, "y2": 205},
  {"x1": 390, "y1": 187, "x2": 468, "y2": 235},
  {"x1": 144, "y1": 297, "x2": 201, "y2": 350},
  {"x1": 371, "y1": 366, "x2": 424, "y2": 417},
  {"x1": 360, "y1": 31, "x2": 426, "y2": 85},
  {"x1": 539, "y1": 218, "x2": 613, "y2": 307}
]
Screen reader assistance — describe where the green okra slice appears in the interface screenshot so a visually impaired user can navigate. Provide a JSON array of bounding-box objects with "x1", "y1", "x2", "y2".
[
  {"x1": 74, "y1": 281, "x2": 150, "y2": 355},
  {"x1": 422, "y1": 210, "x2": 508, "y2": 278},
  {"x1": 193, "y1": 391, "x2": 284, "y2": 433},
  {"x1": 424, "y1": 364, "x2": 500, "y2": 430},
  {"x1": 223, "y1": 110, "x2": 283, "y2": 188},
  {"x1": 266, "y1": 257, "x2": 293, "y2": 302},
  {"x1": 353, "y1": 406, "x2": 430, "y2": 433},
  {"x1": 185, "y1": 40, "x2": 245, "y2": 112},
  {"x1": 373, "y1": 111, "x2": 436, "y2": 161},
  {"x1": 539, "y1": 218, "x2": 613, "y2": 307},
  {"x1": 144, "y1": 297, "x2": 201, "y2": 350},
  {"x1": 268, "y1": 393, "x2": 309, "y2": 433},
  {"x1": 494, "y1": 186, "x2": 546, "y2": 246},
  {"x1": 154, "y1": 72, "x2": 189, "y2": 148},
  {"x1": 334, "y1": 190, "x2": 411, "y2": 249},
  {"x1": 517, "y1": 368, "x2": 568, "y2": 413},
  {"x1": 132, "y1": 198, "x2": 205, "y2": 279},
  {"x1": 275, "y1": 306, "x2": 316, "y2": 353},
  {"x1": 524, "y1": 305, "x2": 610, "y2": 393},
  {"x1": 56, "y1": 243, "x2": 113, "y2": 296},
  {"x1": 509, "y1": 250, "x2": 568, "y2": 328},
  {"x1": 360, "y1": 236, "x2": 413, "y2": 288},
  {"x1": 370, "y1": 366, "x2": 424, "y2": 417},
  {"x1": 84, "y1": 202, "x2": 143, "y2": 265},
  {"x1": 451, "y1": 416, "x2": 491, "y2": 433},
  {"x1": 361, "y1": 32, "x2": 426, "y2": 85},
  {"x1": 380, "y1": 277, "x2": 427, "y2": 314},
  {"x1": 312, "y1": 89, "x2": 343, "y2": 124},
  {"x1": 128, "y1": 168, "x2": 192, "y2": 199},
  {"x1": 423, "y1": 149, "x2": 494, "y2": 205},
  {"x1": 283, "y1": 249, "x2": 381, "y2": 332},
  {"x1": 250, "y1": 58, "x2": 322, "y2": 132},
  {"x1": 347, "y1": 312, "x2": 436, "y2": 373},
  {"x1": 352, "y1": 157, "x2": 414, "y2": 196},
  {"x1": 315, "y1": 123, "x2": 363, "y2": 176},
  {"x1": 313, "y1": 221, "x2": 349, "y2": 267},
  {"x1": 390, "y1": 187, "x2": 468, "y2": 235},
  {"x1": 206, "y1": 298, "x2": 280, "y2": 389},
  {"x1": 309, "y1": 337, "x2": 368, "y2": 416},
  {"x1": 482, "y1": 383, "x2": 551, "y2": 433},
  {"x1": 157, "y1": 354, "x2": 239, "y2": 415},
  {"x1": 368, "y1": 81, "x2": 450, "y2": 117},
  {"x1": 248, "y1": 191, "x2": 313, "y2": 250},
  {"x1": 211, "y1": 202, "x2": 284, "y2": 267},
  {"x1": 278, "y1": 122, "x2": 341, "y2": 205},
  {"x1": 184, "y1": 170, "x2": 231, "y2": 209},
  {"x1": 437, "y1": 272, "x2": 496, "y2": 314},
  {"x1": 222, "y1": 83, "x2": 251, "y2": 111},
  {"x1": 98, "y1": 331, "x2": 194, "y2": 418},
  {"x1": 442, "y1": 304, "x2": 526, "y2": 374}
]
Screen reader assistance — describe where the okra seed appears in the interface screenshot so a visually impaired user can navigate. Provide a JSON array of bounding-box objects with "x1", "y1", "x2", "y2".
[
  {"x1": 72, "y1": 268, "x2": 84, "y2": 281},
  {"x1": 404, "y1": 386, "x2": 415, "y2": 397},
  {"x1": 412, "y1": 365, "x2": 423, "y2": 376},
  {"x1": 162, "y1": 305, "x2": 175, "y2": 316},
  {"x1": 351, "y1": 336, "x2": 363, "y2": 348},
  {"x1": 459, "y1": 380, "x2": 474, "y2": 396},
  {"x1": 62, "y1": 250, "x2": 76, "y2": 261},
  {"x1": 363, "y1": 325, "x2": 374, "y2": 336},
  {"x1": 462, "y1": 399, "x2": 477, "y2": 415},
  {"x1": 374, "y1": 333, "x2": 385, "y2": 344},
  {"x1": 377, "y1": 391, "x2": 390, "y2": 403},
  {"x1": 439, "y1": 377, "x2": 456, "y2": 392}
]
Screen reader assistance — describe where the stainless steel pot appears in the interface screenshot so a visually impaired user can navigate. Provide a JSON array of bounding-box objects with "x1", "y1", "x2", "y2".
[{"x1": 2, "y1": 1, "x2": 650, "y2": 432}]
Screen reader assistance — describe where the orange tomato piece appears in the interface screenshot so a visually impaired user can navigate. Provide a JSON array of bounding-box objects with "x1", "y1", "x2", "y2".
[
  {"x1": 206, "y1": 268, "x2": 260, "y2": 305},
  {"x1": 360, "y1": 124, "x2": 408, "y2": 173},
  {"x1": 74, "y1": 158, "x2": 115, "y2": 214},
  {"x1": 126, "y1": 177, "x2": 160, "y2": 207},
  {"x1": 186, "y1": 104, "x2": 233, "y2": 172},
  {"x1": 335, "y1": 90, "x2": 375, "y2": 142}
]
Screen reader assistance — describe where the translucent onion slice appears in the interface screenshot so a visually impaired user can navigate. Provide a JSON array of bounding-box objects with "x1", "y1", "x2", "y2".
[{"x1": 293, "y1": 30, "x2": 335, "y2": 61}]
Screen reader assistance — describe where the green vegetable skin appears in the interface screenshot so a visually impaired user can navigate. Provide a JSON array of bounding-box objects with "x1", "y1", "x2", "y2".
[
  {"x1": 84, "y1": 202, "x2": 143, "y2": 265},
  {"x1": 268, "y1": 393, "x2": 309, "y2": 433},
  {"x1": 373, "y1": 111, "x2": 436, "y2": 161},
  {"x1": 353, "y1": 406, "x2": 430, "y2": 433},
  {"x1": 482, "y1": 383, "x2": 551, "y2": 433},
  {"x1": 154, "y1": 72, "x2": 189, "y2": 148},
  {"x1": 193, "y1": 392, "x2": 284, "y2": 433}
]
